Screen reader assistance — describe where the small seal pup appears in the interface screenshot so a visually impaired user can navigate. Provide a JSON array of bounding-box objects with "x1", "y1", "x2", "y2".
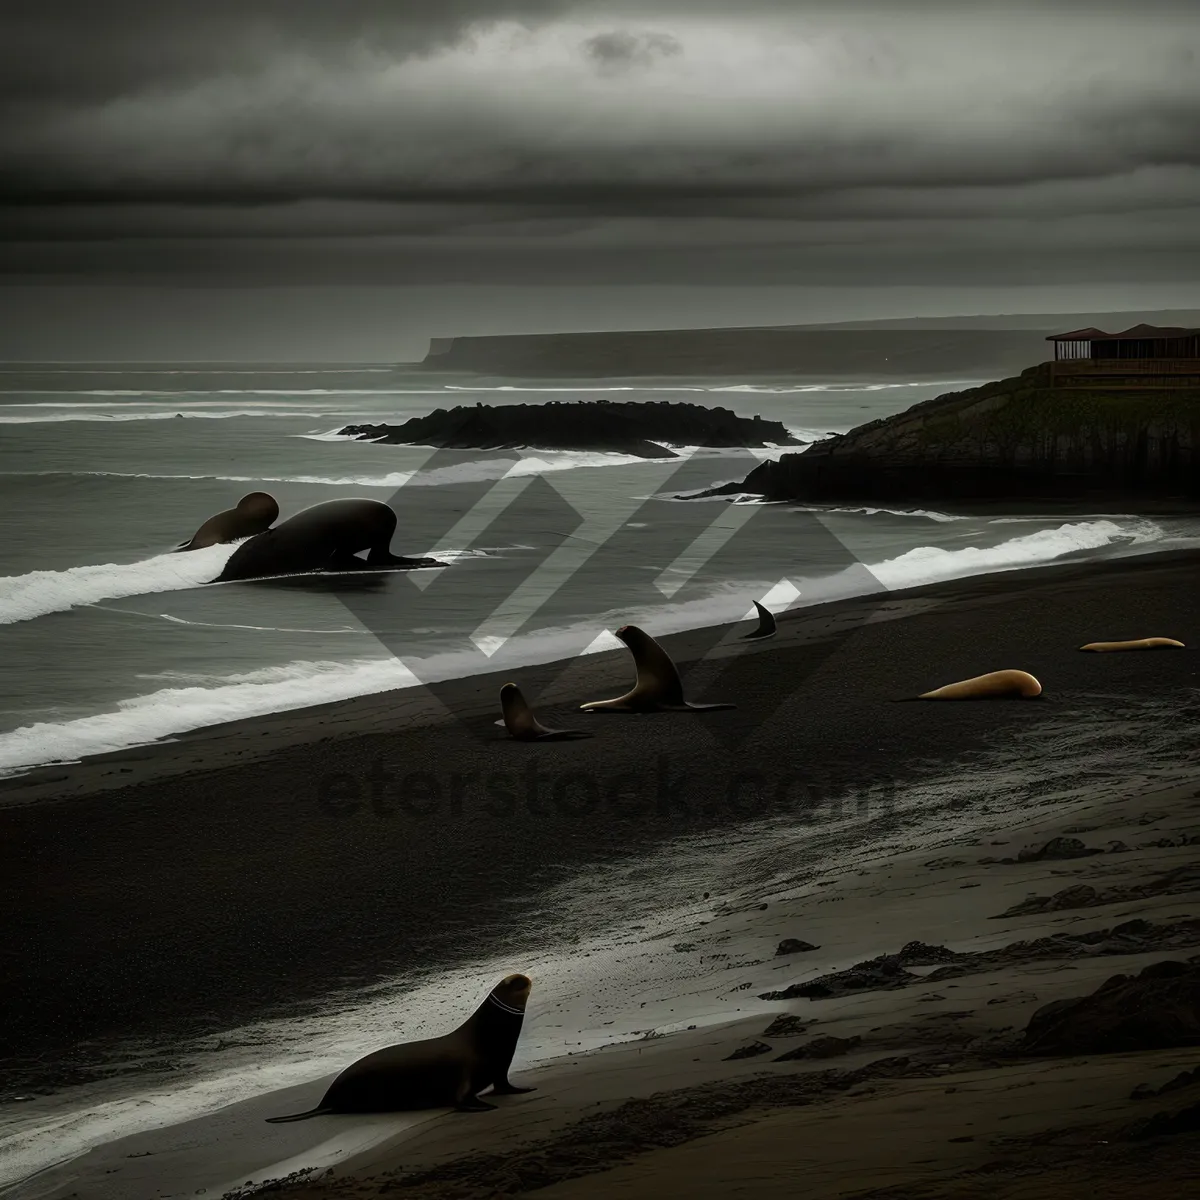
[
  {"x1": 1079, "y1": 638, "x2": 1185, "y2": 652},
  {"x1": 741, "y1": 600, "x2": 777, "y2": 641},
  {"x1": 580, "y1": 624, "x2": 735, "y2": 713},
  {"x1": 916, "y1": 669, "x2": 1042, "y2": 700},
  {"x1": 264, "y1": 974, "x2": 536, "y2": 1122},
  {"x1": 176, "y1": 492, "x2": 279, "y2": 551},
  {"x1": 498, "y1": 683, "x2": 592, "y2": 741}
]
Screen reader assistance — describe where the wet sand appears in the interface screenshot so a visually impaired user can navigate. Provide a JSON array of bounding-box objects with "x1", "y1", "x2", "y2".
[{"x1": 2, "y1": 548, "x2": 1199, "y2": 1197}]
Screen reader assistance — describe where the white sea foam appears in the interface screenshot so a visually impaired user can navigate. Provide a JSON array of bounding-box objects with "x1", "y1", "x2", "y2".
[
  {"x1": 867, "y1": 518, "x2": 1164, "y2": 590},
  {"x1": 0, "y1": 409, "x2": 325, "y2": 423},
  {"x1": 0, "y1": 545, "x2": 234, "y2": 626},
  {"x1": 807, "y1": 505, "x2": 966, "y2": 522},
  {"x1": 0, "y1": 658, "x2": 416, "y2": 778}
]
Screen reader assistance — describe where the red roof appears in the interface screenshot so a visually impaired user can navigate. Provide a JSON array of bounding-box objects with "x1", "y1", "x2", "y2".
[{"x1": 1047, "y1": 325, "x2": 1200, "y2": 341}]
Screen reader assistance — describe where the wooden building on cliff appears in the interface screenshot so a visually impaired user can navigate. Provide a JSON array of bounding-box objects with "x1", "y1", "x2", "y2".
[{"x1": 1047, "y1": 324, "x2": 1200, "y2": 388}]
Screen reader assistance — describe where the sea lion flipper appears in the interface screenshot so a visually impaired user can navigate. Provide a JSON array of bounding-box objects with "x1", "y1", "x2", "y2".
[
  {"x1": 742, "y1": 599, "x2": 777, "y2": 640},
  {"x1": 579, "y1": 624, "x2": 733, "y2": 713},
  {"x1": 455, "y1": 1097, "x2": 497, "y2": 1112},
  {"x1": 491, "y1": 1082, "x2": 535, "y2": 1094},
  {"x1": 264, "y1": 1106, "x2": 333, "y2": 1124}
]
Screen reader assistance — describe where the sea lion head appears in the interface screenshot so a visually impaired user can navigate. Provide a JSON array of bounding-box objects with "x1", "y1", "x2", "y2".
[
  {"x1": 235, "y1": 492, "x2": 280, "y2": 523},
  {"x1": 489, "y1": 973, "x2": 533, "y2": 1013}
]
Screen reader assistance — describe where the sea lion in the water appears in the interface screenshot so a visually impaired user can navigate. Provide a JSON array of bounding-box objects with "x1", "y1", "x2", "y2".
[
  {"x1": 916, "y1": 669, "x2": 1042, "y2": 700},
  {"x1": 741, "y1": 600, "x2": 777, "y2": 641},
  {"x1": 1079, "y1": 638, "x2": 1185, "y2": 652},
  {"x1": 498, "y1": 683, "x2": 592, "y2": 741},
  {"x1": 264, "y1": 973, "x2": 535, "y2": 1122},
  {"x1": 580, "y1": 624, "x2": 735, "y2": 713},
  {"x1": 176, "y1": 492, "x2": 279, "y2": 551},
  {"x1": 213, "y1": 498, "x2": 441, "y2": 582}
]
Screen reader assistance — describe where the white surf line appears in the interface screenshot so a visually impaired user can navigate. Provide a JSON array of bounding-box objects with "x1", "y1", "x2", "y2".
[
  {"x1": 83, "y1": 603, "x2": 359, "y2": 634},
  {"x1": 407, "y1": 472, "x2": 537, "y2": 593}
]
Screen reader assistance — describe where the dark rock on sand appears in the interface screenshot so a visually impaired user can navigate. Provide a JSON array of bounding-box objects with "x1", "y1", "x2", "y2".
[
  {"x1": 775, "y1": 939, "x2": 820, "y2": 956},
  {"x1": 338, "y1": 401, "x2": 802, "y2": 461},
  {"x1": 991, "y1": 884, "x2": 1101, "y2": 918},
  {"x1": 1017, "y1": 837, "x2": 1104, "y2": 863},
  {"x1": 1131, "y1": 1066, "x2": 1200, "y2": 1101},
  {"x1": 990, "y1": 865, "x2": 1200, "y2": 920},
  {"x1": 774, "y1": 1035, "x2": 862, "y2": 1062},
  {"x1": 1121, "y1": 1101, "x2": 1200, "y2": 1141},
  {"x1": 765, "y1": 921, "x2": 1200, "y2": 1003},
  {"x1": 1021, "y1": 960, "x2": 1200, "y2": 1056},
  {"x1": 759, "y1": 941, "x2": 962, "y2": 1001},
  {"x1": 724, "y1": 1041, "x2": 773, "y2": 1061},
  {"x1": 761, "y1": 1015, "x2": 810, "y2": 1038}
]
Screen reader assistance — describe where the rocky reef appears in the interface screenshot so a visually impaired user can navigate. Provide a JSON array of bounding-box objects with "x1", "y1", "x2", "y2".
[
  {"x1": 697, "y1": 364, "x2": 1200, "y2": 502},
  {"x1": 338, "y1": 400, "x2": 802, "y2": 459}
]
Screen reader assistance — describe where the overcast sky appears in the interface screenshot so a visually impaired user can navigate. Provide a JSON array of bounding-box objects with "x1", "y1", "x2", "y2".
[{"x1": 3, "y1": 1, "x2": 1199, "y2": 357}]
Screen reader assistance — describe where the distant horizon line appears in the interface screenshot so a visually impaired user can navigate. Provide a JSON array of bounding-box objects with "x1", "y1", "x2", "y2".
[{"x1": 4, "y1": 306, "x2": 1200, "y2": 366}]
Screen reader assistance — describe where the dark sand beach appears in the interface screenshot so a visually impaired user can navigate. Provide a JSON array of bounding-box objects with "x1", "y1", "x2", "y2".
[{"x1": 3, "y1": 548, "x2": 1199, "y2": 1198}]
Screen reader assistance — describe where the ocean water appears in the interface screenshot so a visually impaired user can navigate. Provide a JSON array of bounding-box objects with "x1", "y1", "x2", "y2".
[{"x1": 1, "y1": 362, "x2": 1196, "y2": 780}]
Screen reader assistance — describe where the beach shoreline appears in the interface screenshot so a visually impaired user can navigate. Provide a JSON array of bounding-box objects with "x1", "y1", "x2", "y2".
[{"x1": 2, "y1": 546, "x2": 1199, "y2": 1197}]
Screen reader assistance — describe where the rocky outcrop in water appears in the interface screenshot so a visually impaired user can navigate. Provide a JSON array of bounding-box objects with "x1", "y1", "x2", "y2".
[
  {"x1": 697, "y1": 364, "x2": 1200, "y2": 502},
  {"x1": 339, "y1": 400, "x2": 801, "y2": 459}
]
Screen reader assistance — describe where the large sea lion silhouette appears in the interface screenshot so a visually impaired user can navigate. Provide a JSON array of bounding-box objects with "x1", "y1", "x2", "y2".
[
  {"x1": 264, "y1": 973, "x2": 536, "y2": 1121},
  {"x1": 176, "y1": 492, "x2": 279, "y2": 551},
  {"x1": 213, "y1": 498, "x2": 441, "y2": 582},
  {"x1": 580, "y1": 624, "x2": 735, "y2": 712}
]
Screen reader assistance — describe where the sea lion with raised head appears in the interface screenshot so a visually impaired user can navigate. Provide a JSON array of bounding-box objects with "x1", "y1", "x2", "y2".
[
  {"x1": 176, "y1": 492, "x2": 279, "y2": 551},
  {"x1": 213, "y1": 498, "x2": 441, "y2": 582},
  {"x1": 741, "y1": 600, "x2": 777, "y2": 641},
  {"x1": 264, "y1": 973, "x2": 536, "y2": 1121},
  {"x1": 499, "y1": 683, "x2": 592, "y2": 741},
  {"x1": 1079, "y1": 638, "x2": 1185, "y2": 652},
  {"x1": 916, "y1": 669, "x2": 1042, "y2": 700},
  {"x1": 580, "y1": 624, "x2": 735, "y2": 713}
]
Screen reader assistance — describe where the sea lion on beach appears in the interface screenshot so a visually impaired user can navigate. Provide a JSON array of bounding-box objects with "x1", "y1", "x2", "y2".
[
  {"x1": 213, "y1": 498, "x2": 441, "y2": 582},
  {"x1": 1079, "y1": 638, "x2": 1185, "y2": 652},
  {"x1": 264, "y1": 974, "x2": 535, "y2": 1122},
  {"x1": 916, "y1": 669, "x2": 1042, "y2": 700},
  {"x1": 741, "y1": 600, "x2": 777, "y2": 641},
  {"x1": 580, "y1": 624, "x2": 735, "y2": 713},
  {"x1": 498, "y1": 683, "x2": 592, "y2": 741},
  {"x1": 176, "y1": 492, "x2": 279, "y2": 551}
]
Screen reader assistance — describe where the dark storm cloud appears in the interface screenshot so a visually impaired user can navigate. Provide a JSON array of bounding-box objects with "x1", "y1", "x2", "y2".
[
  {"x1": 582, "y1": 30, "x2": 682, "y2": 68},
  {"x1": 2, "y1": 0, "x2": 1200, "y2": 285}
]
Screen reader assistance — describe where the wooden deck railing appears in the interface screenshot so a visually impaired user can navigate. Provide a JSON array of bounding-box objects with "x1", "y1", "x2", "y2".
[{"x1": 1049, "y1": 359, "x2": 1200, "y2": 388}]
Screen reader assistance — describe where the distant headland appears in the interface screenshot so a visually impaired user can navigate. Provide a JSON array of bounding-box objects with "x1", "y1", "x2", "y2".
[
  {"x1": 338, "y1": 400, "x2": 803, "y2": 459},
  {"x1": 415, "y1": 311, "x2": 1200, "y2": 379}
]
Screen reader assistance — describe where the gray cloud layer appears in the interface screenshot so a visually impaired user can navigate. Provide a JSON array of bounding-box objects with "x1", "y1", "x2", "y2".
[{"x1": 3, "y1": 2, "x2": 1199, "y2": 286}]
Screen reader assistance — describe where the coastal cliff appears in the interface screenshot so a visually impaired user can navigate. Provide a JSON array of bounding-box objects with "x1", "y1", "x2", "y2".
[
  {"x1": 339, "y1": 400, "x2": 801, "y2": 459},
  {"x1": 716, "y1": 364, "x2": 1200, "y2": 502}
]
